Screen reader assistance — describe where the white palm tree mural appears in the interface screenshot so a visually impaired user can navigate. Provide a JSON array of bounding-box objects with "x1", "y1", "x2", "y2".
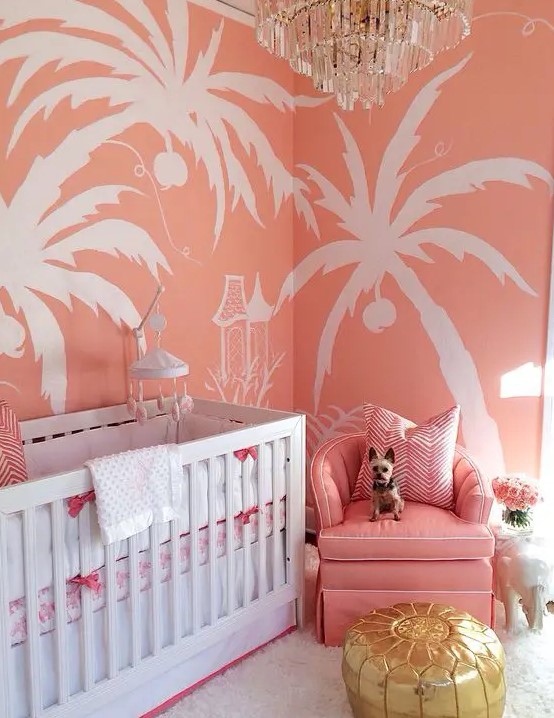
[
  {"x1": 305, "y1": 405, "x2": 364, "y2": 460},
  {"x1": 276, "y1": 55, "x2": 554, "y2": 474},
  {"x1": 0, "y1": 0, "x2": 317, "y2": 247},
  {"x1": 0, "y1": 120, "x2": 169, "y2": 413}
]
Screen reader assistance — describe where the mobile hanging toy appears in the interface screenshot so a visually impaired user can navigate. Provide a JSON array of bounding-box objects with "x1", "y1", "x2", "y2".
[{"x1": 127, "y1": 284, "x2": 193, "y2": 424}]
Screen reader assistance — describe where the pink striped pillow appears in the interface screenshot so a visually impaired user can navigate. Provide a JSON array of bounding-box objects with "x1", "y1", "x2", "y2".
[
  {"x1": 352, "y1": 403, "x2": 460, "y2": 509},
  {"x1": 0, "y1": 400, "x2": 28, "y2": 488}
]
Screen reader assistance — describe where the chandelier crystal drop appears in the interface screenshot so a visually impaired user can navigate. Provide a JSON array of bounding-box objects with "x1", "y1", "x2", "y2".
[{"x1": 255, "y1": 0, "x2": 473, "y2": 109}]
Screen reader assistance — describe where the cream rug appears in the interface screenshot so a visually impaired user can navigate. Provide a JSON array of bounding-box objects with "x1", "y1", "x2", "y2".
[{"x1": 161, "y1": 545, "x2": 554, "y2": 718}]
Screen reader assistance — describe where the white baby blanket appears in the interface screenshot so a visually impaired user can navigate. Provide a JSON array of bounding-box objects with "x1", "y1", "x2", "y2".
[{"x1": 86, "y1": 444, "x2": 182, "y2": 545}]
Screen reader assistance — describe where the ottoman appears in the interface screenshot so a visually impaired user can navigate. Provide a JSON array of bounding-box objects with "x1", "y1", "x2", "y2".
[{"x1": 342, "y1": 603, "x2": 505, "y2": 718}]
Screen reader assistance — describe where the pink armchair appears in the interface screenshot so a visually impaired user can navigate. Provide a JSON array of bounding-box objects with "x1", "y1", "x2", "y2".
[{"x1": 311, "y1": 433, "x2": 496, "y2": 645}]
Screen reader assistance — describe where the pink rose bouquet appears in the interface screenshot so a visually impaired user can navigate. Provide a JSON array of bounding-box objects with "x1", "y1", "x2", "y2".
[{"x1": 492, "y1": 474, "x2": 540, "y2": 529}]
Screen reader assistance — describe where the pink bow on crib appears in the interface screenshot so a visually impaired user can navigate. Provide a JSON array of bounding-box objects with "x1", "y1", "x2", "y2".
[
  {"x1": 240, "y1": 506, "x2": 259, "y2": 525},
  {"x1": 234, "y1": 446, "x2": 258, "y2": 462},
  {"x1": 67, "y1": 490, "x2": 96, "y2": 518},
  {"x1": 69, "y1": 572, "x2": 101, "y2": 593}
]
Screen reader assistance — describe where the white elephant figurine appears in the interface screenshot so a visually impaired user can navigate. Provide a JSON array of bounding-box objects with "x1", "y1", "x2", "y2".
[{"x1": 496, "y1": 537, "x2": 554, "y2": 633}]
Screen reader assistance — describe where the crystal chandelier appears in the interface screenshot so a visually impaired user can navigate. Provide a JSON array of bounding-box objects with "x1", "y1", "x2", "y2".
[{"x1": 255, "y1": 0, "x2": 473, "y2": 110}]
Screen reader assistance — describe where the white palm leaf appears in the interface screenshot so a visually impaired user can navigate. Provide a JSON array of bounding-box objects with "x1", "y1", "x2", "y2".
[
  {"x1": 113, "y1": 0, "x2": 173, "y2": 69},
  {"x1": 315, "y1": 264, "x2": 374, "y2": 410},
  {"x1": 205, "y1": 73, "x2": 327, "y2": 111},
  {"x1": 2, "y1": 52, "x2": 53, "y2": 107},
  {"x1": 389, "y1": 253, "x2": 505, "y2": 475},
  {"x1": 334, "y1": 115, "x2": 372, "y2": 231},
  {"x1": 28, "y1": 264, "x2": 141, "y2": 329},
  {"x1": 35, "y1": 185, "x2": 141, "y2": 245},
  {"x1": 8, "y1": 78, "x2": 137, "y2": 153},
  {"x1": 394, "y1": 159, "x2": 554, "y2": 235},
  {"x1": 42, "y1": 219, "x2": 170, "y2": 279},
  {"x1": 206, "y1": 72, "x2": 297, "y2": 112},
  {"x1": 275, "y1": 240, "x2": 362, "y2": 311},
  {"x1": 297, "y1": 164, "x2": 357, "y2": 236},
  {"x1": 187, "y1": 20, "x2": 223, "y2": 84},
  {"x1": 0, "y1": 1, "x2": 166, "y2": 81},
  {"x1": 9, "y1": 288, "x2": 68, "y2": 413},
  {"x1": 373, "y1": 55, "x2": 471, "y2": 223},
  {"x1": 306, "y1": 404, "x2": 364, "y2": 453},
  {"x1": 10, "y1": 112, "x2": 136, "y2": 236},
  {"x1": 399, "y1": 228, "x2": 537, "y2": 295},
  {"x1": 307, "y1": 405, "x2": 364, "y2": 438},
  {"x1": 208, "y1": 95, "x2": 292, "y2": 214},
  {"x1": 0, "y1": 33, "x2": 151, "y2": 107},
  {"x1": 187, "y1": 23, "x2": 291, "y2": 213},
  {"x1": 166, "y1": 0, "x2": 189, "y2": 80},
  {"x1": 294, "y1": 177, "x2": 320, "y2": 239},
  {"x1": 206, "y1": 115, "x2": 261, "y2": 225},
  {"x1": 171, "y1": 117, "x2": 227, "y2": 243}
]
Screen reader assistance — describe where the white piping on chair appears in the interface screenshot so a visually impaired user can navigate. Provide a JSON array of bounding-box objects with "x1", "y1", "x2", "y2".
[
  {"x1": 319, "y1": 527, "x2": 495, "y2": 540},
  {"x1": 322, "y1": 588, "x2": 491, "y2": 594},
  {"x1": 455, "y1": 446, "x2": 487, "y2": 523},
  {"x1": 310, "y1": 450, "x2": 325, "y2": 531},
  {"x1": 313, "y1": 434, "x2": 364, "y2": 529},
  {"x1": 319, "y1": 556, "x2": 493, "y2": 561},
  {"x1": 312, "y1": 435, "x2": 345, "y2": 529}
]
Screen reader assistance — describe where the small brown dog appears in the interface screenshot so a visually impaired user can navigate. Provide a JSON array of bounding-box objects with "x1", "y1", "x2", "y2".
[{"x1": 368, "y1": 446, "x2": 404, "y2": 522}]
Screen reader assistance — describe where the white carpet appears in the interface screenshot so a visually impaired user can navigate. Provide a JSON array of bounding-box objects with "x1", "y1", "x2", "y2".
[{"x1": 161, "y1": 545, "x2": 554, "y2": 718}]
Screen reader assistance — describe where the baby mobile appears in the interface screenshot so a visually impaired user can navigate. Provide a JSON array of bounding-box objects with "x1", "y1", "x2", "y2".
[{"x1": 126, "y1": 284, "x2": 194, "y2": 424}]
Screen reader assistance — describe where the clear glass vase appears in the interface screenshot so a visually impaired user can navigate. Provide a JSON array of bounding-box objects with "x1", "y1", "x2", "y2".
[{"x1": 502, "y1": 507, "x2": 533, "y2": 535}]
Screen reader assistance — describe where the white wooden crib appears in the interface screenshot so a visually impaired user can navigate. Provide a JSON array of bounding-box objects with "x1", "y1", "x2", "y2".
[{"x1": 0, "y1": 398, "x2": 305, "y2": 718}]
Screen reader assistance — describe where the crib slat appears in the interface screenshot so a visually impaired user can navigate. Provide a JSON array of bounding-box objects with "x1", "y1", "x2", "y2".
[
  {"x1": 284, "y1": 436, "x2": 292, "y2": 589},
  {"x1": 105, "y1": 542, "x2": 118, "y2": 679},
  {"x1": 52, "y1": 500, "x2": 69, "y2": 704},
  {"x1": 272, "y1": 439, "x2": 280, "y2": 592},
  {"x1": 190, "y1": 462, "x2": 200, "y2": 633},
  {"x1": 129, "y1": 534, "x2": 141, "y2": 667},
  {"x1": 241, "y1": 456, "x2": 251, "y2": 609},
  {"x1": 150, "y1": 523, "x2": 161, "y2": 655},
  {"x1": 0, "y1": 513, "x2": 11, "y2": 718},
  {"x1": 257, "y1": 443, "x2": 267, "y2": 601},
  {"x1": 23, "y1": 507, "x2": 42, "y2": 717},
  {"x1": 170, "y1": 519, "x2": 181, "y2": 644},
  {"x1": 78, "y1": 504, "x2": 95, "y2": 692},
  {"x1": 224, "y1": 453, "x2": 235, "y2": 617},
  {"x1": 208, "y1": 457, "x2": 218, "y2": 625}
]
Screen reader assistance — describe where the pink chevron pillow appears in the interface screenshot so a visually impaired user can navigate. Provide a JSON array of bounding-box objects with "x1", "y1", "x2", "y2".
[
  {"x1": 352, "y1": 403, "x2": 460, "y2": 509},
  {"x1": 0, "y1": 400, "x2": 28, "y2": 488}
]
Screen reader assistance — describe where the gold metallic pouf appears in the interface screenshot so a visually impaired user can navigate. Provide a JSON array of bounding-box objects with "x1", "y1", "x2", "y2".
[{"x1": 342, "y1": 603, "x2": 506, "y2": 718}]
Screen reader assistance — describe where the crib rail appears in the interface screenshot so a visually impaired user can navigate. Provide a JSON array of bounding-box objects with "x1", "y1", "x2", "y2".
[
  {"x1": 19, "y1": 397, "x2": 294, "y2": 445},
  {"x1": 2, "y1": 416, "x2": 297, "y2": 513},
  {"x1": 0, "y1": 404, "x2": 305, "y2": 718}
]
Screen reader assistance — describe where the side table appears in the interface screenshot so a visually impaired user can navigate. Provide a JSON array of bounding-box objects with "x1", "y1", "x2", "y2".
[{"x1": 493, "y1": 525, "x2": 554, "y2": 632}]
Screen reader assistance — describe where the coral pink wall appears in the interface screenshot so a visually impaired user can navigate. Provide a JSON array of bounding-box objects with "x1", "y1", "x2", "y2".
[
  {"x1": 0, "y1": 0, "x2": 296, "y2": 420},
  {"x1": 288, "y1": 0, "x2": 554, "y2": 493}
]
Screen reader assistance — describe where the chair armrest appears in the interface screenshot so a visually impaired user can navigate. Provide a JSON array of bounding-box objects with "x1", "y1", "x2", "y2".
[
  {"x1": 310, "y1": 433, "x2": 365, "y2": 531},
  {"x1": 453, "y1": 446, "x2": 493, "y2": 524}
]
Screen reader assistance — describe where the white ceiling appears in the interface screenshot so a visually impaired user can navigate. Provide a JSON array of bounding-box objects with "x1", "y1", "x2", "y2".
[{"x1": 217, "y1": 0, "x2": 255, "y2": 16}]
